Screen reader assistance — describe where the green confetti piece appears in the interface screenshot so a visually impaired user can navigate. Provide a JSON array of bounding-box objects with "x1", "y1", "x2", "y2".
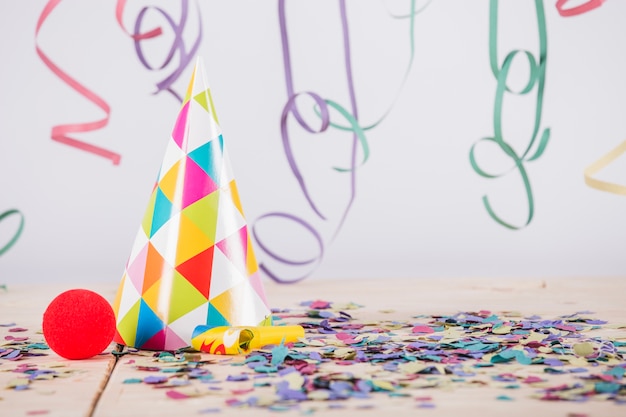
[
  {"x1": 271, "y1": 343, "x2": 289, "y2": 367},
  {"x1": 254, "y1": 365, "x2": 278, "y2": 374},
  {"x1": 605, "y1": 366, "x2": 625, "y2": 380},
  {"x1": 595, "y1": 382, "x2": 621, "y2": 394},
  {"x1": 123, "y1": 378, "x2": 143, "y2": 384}
]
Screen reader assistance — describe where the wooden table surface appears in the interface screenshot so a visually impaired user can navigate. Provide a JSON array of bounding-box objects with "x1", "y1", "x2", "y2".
[{"x1": 1, "y1": 277, "x2": 625, "y2": 417}]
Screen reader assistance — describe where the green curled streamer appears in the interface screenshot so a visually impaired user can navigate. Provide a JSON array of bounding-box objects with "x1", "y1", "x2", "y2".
[
  {"x1": 315, "y1": 0, "x2": 425, "y2": 133},
  {"x1": 325, "y1": 99, "x2": 370, "y2": 172},
  {"x1": 0, "y1": 209, "x2": 24, "y2": 256},
  {"x1": 470, "y1": 0, "x2": 549, "y2": 230}
]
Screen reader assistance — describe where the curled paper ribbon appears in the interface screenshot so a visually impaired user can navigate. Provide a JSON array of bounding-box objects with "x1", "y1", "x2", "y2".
[
  {"x1": 584, "y1": 140, "x2": 626, "y2": 195},
  {"x1": 556, "y1": 0, "x2": 605, "y2": 17},
  {"x1": 469, "y1": 0, "x2": 549, "y2": 230},
  {"x1": 324, "y1": 0, "x2": 426, "y2": 133},
  {"x1": 254, "y1": 0, "x2": 428, "y2": 283},
  {"x1": 115, "y1": 0, "x2": 202, "y2": 102},
  {"x1": 253, "y1": 212, "x2": 325, "y2": 284},
  {"x1": 35, "y1": 0, "x2": 120, "y2": 165},
  {"x1": 115, "y1": 0, "x2": 162, "y2": 40},
  {"x1": 191, "y1": 325, "x2": 305, "y2": 355},
  {"x1": 0, "y1": 210, "x2": 24, "y2": 257}
]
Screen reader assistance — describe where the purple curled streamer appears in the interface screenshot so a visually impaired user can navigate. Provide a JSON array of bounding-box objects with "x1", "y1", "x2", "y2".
[
  {"x1": 253, "y1": 0, "x2": 360, "y2": 283},
  {"x1": 125, "y1": 0, "x2": 202, "y2": 102},
  {"x1": 252, "y1": 213, "x2": 324, "y2": 284}
]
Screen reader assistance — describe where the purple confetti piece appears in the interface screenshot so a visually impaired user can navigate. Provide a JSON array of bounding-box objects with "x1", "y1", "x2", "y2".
[
  {"x1": 543, "y1": 358, "x2": 565, "y2": 367},
  {"x1": 144, "y1": 375, "x2": 168, "y2": 384},
  {"x1": 198, "y1": 408, "x2": 221, "y2": 414},
  {"x1": 226, "y1": 374, "x2": 249, "y2": 382},
  {"x1": 585, "y1": 319, "x2": 608, "y2": 325},
  {"x1": 277, "y1": 367, "x2": 297, "y2": 377},
  {"x1": 3, "y1": 350, "x2": 22, "y2": 360}
]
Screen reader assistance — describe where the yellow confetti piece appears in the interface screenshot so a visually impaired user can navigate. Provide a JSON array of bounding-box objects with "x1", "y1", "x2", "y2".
[
  {"x1": 301, "y1": 339, "x2": 326, "y2": 347},
  {"x1": 568, "y1": 357, "x2": 589, "y2": 367},
  {"x1": 40, "y1": 362, "x2": 67, "y2": 368},
  {"x1": 32, "y1": 373, "x2": 55, "y2": 381},
  {"x1": 332, "y1": 348, "x2": 356, "y2": 359},
  {"x1": 283, "y1": 372, "x2": 305, "y2": 390},
  {"x1": 523, "y1": 332, "x2": 548, "y2": 343},
  {"x1": 492, "y1": 325, "x2": 513, "y2": 335},
  {"x1": 573, "y1": 342, "x2": 594, "y2": 357},
  {"x1": 398, "y1": 362, "x2": 428, "y2": 374},
  {"x1": 372, "y1": 380, "x2": 395, "y2": 391},
  {"x1": 308, "y1": 390, "x2": 331, "y2": 400},
  {"x1": 6, "y1": 378, "x2": 29, "y2": 388}
]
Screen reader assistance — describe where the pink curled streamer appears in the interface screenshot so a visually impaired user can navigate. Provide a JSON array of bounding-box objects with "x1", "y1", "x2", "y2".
[
  {"x1": 35, "y1": 0, "x2": 120, "y2": 165},
  {"x1": 115, "y1": 0, "x2": 162, "y2": 40},
  {"x1": 556, "y1": 0, "x2": 605, "y2": 16}
]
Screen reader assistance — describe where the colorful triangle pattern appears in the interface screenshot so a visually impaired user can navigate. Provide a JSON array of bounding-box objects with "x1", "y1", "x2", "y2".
[{"x1": 113, "y1": 57, "x2": 272, "y2": 351}]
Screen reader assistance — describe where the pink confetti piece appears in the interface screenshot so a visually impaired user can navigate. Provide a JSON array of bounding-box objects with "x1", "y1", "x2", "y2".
[
  {"x1": 26, "y1": 411, "x2": 49, "y2": 416},
  {"x1": 231, "y1": 388, "x2": 254, "y2": 395},
  {"x1": 523, "y1": 376, "x2": 544, "y2": 384},
  {"x1": 411, "y1": 325, "x2": 435, "y2": 334},
  {"x1": 310, "y1": 300, "x2": 331, "y2": 309},
  {"x1": 555, "y1": 323, "x2": 577, "y2": 332},
  {"x1": 5, "y1": 335, "x2": 29, "y2": 341},
  {"x1": 8, "y1": 327, "x2": 28, "y2": 332},
  {"x1": 165, "y1": 390, "x2": 189, "y2": 400}
]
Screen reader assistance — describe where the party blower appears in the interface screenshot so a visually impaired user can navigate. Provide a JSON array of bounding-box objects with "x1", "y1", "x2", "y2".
[{"x1": 112, "y1": 57, "x2": 295, "y2": 352}]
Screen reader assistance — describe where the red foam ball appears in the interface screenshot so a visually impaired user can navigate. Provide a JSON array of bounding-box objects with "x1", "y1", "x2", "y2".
[{"x1": 43, "y1": 289, "x2": 116, "y2": 360}]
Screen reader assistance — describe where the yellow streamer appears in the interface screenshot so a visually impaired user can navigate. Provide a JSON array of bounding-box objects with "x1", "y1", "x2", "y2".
[{"x1": 584, "y1": 140, "x2": 626, "y2": 195}]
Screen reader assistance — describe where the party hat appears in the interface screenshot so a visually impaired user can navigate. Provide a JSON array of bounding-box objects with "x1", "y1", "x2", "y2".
[{"x1": 112, "y1": 58, "x2": 272, "y2": 351}]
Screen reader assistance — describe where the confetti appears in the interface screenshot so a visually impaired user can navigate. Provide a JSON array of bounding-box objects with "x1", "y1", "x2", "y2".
[{"x1": 98, "y1": 303, "x2": 626, "y2": 411}]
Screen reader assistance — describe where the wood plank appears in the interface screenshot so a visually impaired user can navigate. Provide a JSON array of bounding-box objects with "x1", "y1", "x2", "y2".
[
  {"x1": 94, "y1": 277, "x2": 626, "y2": 417},
  {"x1": 0, "y1": 284, "x2": 117, "y2": 417}
]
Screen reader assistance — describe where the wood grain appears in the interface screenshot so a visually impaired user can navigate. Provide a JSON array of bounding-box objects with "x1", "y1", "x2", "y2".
[{"x1": 1, "y1": 278, "x2": 625, "y2": 417}]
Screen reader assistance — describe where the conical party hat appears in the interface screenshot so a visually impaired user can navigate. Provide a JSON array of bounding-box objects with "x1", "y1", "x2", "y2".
[{"x1": 112, "y1": 58, "x2": 272, "y2": 351}]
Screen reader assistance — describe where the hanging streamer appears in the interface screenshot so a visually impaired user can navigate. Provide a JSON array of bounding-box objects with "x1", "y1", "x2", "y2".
[
  {"x1": 324, "y1": 0, "x2": 427, "y2": 133},
  {"x1": 556, "y1": 1, "x2": 624, "y2": 195},
  {"x1": 115, "y1": 0, "x2": 202, "y2": 103},
  {"x1": 556, "y1": 0, "x2": 605, "y2": 17},
  {"x1": 0, "y1": 210, "x2": 24, "y2": 257},
  {"x1": 253, "y1": 0, "x2": 428, "y2": 283},
  {"x1": 35, "y1": 0, "x2": 120, "y2": 165},
  {"x1": 584, "y1": 141, "x2": 626, "y2": 195},
  {"x1": 469, "y1": 0, "x2": 549, "y2": 230}
]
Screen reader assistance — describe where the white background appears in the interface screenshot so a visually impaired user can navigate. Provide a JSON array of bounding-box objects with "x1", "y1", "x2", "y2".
[{"x1": 1, "y1": 0, "x2": 625, "y2": 285}]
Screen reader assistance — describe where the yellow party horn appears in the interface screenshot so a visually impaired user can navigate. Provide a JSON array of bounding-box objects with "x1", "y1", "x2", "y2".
[{"x1": 191, "y1": 324, "x2": 305, "y2": 355}]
